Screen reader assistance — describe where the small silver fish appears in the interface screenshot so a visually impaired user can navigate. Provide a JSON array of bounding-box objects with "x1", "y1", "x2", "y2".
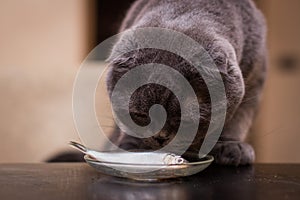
[{"x1": 69, "y1": 141, "x2": 188, "y2": 165}]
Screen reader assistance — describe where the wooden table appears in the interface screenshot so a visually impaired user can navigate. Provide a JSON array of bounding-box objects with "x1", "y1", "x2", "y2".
[{"x1": 0, "y1": 163, "x2": 299, "y2": 200}]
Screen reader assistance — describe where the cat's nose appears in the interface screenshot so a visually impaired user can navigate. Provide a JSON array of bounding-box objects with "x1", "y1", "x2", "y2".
[
  {"x1": 158, "y1": 131, "x2": 168, "y2": 138},
  {"x1": 153, "y1": 131, "x2": 169, "y2": 146},
  {"x1": 154, "y1": 131, "x2": 169, "y2": 140}
]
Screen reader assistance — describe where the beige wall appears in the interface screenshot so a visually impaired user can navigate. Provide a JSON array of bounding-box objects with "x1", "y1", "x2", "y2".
[
  {"x1": 0, "y1": 0, "x2": 89, "y2": 162},
  {"x1": 253, "y1": 0, "x2": 300, "y2": 163}
]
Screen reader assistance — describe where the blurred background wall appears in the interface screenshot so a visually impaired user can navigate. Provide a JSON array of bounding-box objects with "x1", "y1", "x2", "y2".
[
  {"x1": 0, "y1": 0, "x2": 90, "y2": 162},
  {"x1": 253, "y1": 0, "x2": 300, "y2": 163},
  {"x1": 0, "y1": 0, "x2": 299, "y2": 163}
]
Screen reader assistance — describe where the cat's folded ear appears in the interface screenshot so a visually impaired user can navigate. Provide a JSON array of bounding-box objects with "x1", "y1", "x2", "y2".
[
  {"x1": 208, "y1": 37, "x2": 239, "y2": 75},
  {"x1": 200, "y1": 38, "x2": 245, "y2": 112}
]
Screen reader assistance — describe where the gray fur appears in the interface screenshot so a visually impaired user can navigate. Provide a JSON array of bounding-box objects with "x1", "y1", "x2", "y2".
[{"x1": 106, "y1": 0, "x2": 267, "y2": 166}]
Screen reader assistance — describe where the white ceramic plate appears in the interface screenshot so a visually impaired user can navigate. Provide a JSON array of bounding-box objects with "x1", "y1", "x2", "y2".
[{"x1": 84, "y1": 155, "x2": 214, "y2": 181}]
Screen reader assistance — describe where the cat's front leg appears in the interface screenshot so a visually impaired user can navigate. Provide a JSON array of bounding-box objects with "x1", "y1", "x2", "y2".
[
  {"x1": 210, "y1": 96, "x2": 259, "y2": 166},
  {"x1": 210, "y1": 52, "x2": 266, "y2": 166}
]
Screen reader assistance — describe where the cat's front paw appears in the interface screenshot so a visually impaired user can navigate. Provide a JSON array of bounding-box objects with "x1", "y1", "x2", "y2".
[{"x1": 211, "y1": 141, "x2": 255, "y2": 166}]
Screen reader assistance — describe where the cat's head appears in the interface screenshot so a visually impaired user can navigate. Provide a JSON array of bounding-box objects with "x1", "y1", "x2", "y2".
[{"x1": 106, "y1": 33, "x2": 245, "y2": 158}]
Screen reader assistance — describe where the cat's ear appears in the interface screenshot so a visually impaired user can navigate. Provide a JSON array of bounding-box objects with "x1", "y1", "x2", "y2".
[
  {"x1": 213, "y1": 53, "x2": 229, "y2": 75},
  {"x1": 209, "y1": 37, "x2": 239, "y2": 75},
  {"x1": 206, "y1": 38, "x2": 245, "y2": 112}
]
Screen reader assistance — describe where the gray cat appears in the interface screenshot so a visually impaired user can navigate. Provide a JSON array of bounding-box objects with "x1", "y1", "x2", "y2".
[{"x1": 106, "y1": 0, "x2": 267, "y2": 166}]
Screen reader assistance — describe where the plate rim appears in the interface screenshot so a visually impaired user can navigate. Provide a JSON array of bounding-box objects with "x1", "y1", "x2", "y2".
[{"x1": 84, "y1": 154, "x2": 214, "y2": 167}]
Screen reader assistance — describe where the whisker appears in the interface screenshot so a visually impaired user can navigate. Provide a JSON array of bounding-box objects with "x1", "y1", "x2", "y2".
[
  {"x1": 215, "y1": 140, "x2": 241, "y2": 144},
  {"x1": 241, "y1": 94, "x2": 260, "y2": 104}
]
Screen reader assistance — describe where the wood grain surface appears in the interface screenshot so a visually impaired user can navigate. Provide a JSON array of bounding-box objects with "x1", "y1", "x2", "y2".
[{"x1": 0, "y1": 163, "x2": 299, "y2": 200}]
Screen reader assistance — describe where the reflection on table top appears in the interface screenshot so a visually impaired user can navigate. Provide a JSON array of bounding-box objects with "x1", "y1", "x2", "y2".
[{"x1": 0, "y1": 163, "x2": 299, "y2": 200}]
